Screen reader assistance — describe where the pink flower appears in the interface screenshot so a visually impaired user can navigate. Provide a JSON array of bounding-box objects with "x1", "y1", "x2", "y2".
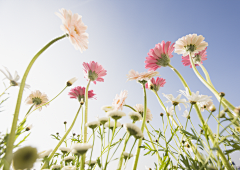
[
  {"x1": 56, "y1": 8, "x2": 88, "y2": 53},
  {"x1": 82, "y1": 61, "x2": 107, "y2": 84},
  {"x1": 145, "y1": 41, "x2": 175, "y2": 71},
  {"x1": 145, "y1": 77, "x2": 166, "y2": 91},
  {"x1": 127, "y1": 69, "x2": 159, "y2": 82},
  {"x1": 112, "y1": 90, "x2": 128, "y2": 111},
  {"x1": 181, "y1": 48, "x2": 207, "y2": 68},
  {"x1": 68, "y1": 86, "x2": 96, "y2": 102}
]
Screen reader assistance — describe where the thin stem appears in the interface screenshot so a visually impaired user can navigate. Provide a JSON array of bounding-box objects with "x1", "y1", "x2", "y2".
[
  {"x1": 88, "y1": 129, "x2": 95, "y2": 170},
  {"x1": 0, "y1": 85, "x2": 11, "y2": 98},
  {"x1": 109, "y1": 133, "x2": 126, "y2": 162},
  {"x1": 117, "y1": 133, "x2": 130, "y2": 170},
  {"x1": 123, "y1": 138, "x2": 137, "y2": 170}
]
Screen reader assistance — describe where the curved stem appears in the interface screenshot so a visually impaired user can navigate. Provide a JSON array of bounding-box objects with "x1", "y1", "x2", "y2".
[
  {"x1": 4, "y1": 34, "x2": 67, "y2": 170},
  {"x1": 41, "y1": 104, "x2": 82, "y2": 169},
  {"x1": 0, "y1": 85, "x2": 11, "y2": 98},
  {"x1": 123, "y1": 138, "x2": 137, "y2": 170},
  {"x1": 117, "y1": 133, "x2": 130, "y2": 170}
]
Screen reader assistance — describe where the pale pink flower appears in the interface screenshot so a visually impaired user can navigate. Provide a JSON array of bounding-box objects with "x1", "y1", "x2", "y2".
[
  {"x1": 127, "y1": 69, "x2": 159, "y2": 82},
  {"x1": 112, "y1": 90, "x2": 128, "y2": 111},
  {"x1": 145, "y1": 77, "x2": 166, "y2": 91},
  {"x1": 68, "y1": 86, "x2": 96, "y2": 102},
  {"x1": 56, "y1": 8, "x2": 88, "y2": 53},
  {"x1": 145, "y1": 41, "x2": 175, "y2": 71},
  {"x1": 182, "y1": 48, "x2": 207, "y2": 68},
  {"x1": 174, "y1": 34, "x2": 208, "y2": 56},
  {"x1": 25, "y1": 90, "x2": 49, "y2": 111},
  {"x1": 83, "y1": 61, "x2": 107, "y2": 84},
  {"x1": 134, "y1": 104, "x2": 152, "y2": 122}
]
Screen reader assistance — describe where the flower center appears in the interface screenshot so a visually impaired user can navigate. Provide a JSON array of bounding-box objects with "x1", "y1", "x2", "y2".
[
  {"x1": 185, "y1": 44, "x2": 196, "y2": 53},
  {"x1": 156, "y1": 53, "x2": 171, "y2": 67},
  {"x1": 88, "y1": 70, "x2": 98, "y2": 81},
  {"x1": 10, "y1": 80, "x2": 18, "y2": 86},
  {"x1": 32, "y1": 97, "x2": 42, "y2": 105},
  {"x1": 193, "y1": 54, "x2": 201, "y2": 64},
  {"x1": 74, "y1": 26, "x2": 80, "y2": 35},
  {"x1": 23, "y1": 152, "x2": 33, "y2": 161}
]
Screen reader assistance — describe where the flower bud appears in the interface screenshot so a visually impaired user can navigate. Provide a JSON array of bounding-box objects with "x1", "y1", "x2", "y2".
[
  {"x1": 160, "y1": 113, "x2": 164, "y2": 117},
  {"x1": 155, "y1": 140, "x2": 158, "y2": 143},
  {"x1": 219, "y1": 92, "x2": 225, "y2": 97},
  {"x1": 67, "y1": 77, "x2": 77, "y2": 86},
  {"x1": 25, "y1": 125, "x2": 33, "y2": 131},
  {"x1": 200, "y1": 129, "x2": 204, "y2": 134},
  {"x1": 64, "y1": 121, "x2": 67, "y2": 124},
  {"x1": 209, "y1": 105, "x2": 216, "y2": 112},
  {"x1": 234, "y1": 107, "x2": 240, "y2": 116}
]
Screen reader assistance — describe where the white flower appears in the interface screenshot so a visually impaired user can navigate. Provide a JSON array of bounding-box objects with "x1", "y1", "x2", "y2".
[
  {"x1": 182, "y1": 110, "x2": 190, "y2": 119},
  {"x1": 67, "y1": 77, "x2": 78, "y2": 86},
  {"x1": 166, "y1": 106, "x2": 175, "y2": 116},
  {"x1": 38, "y1": 149, "x2": 52, "y2": 158},
  {"x1": 123, "y1": 152, "x2": 133, "y2": 159},
  {"x1": 162, "y1": 93, "x2": 188, "y2": 111},
  {"x1": 64, "y1": 156, "x2": 75, "y2": 162},
  {"x1": 61, "y1": 166, "x2": 76, "y2": 170},
  {"x1": 128, "y1": 112, "x2": 142, "y2": 122},
  {"x1": 112, "y1": 90, "x2": 128, "y2": 111},
  {"x1": 134, "y1": 104, "x2": 153, "y2": 122},
  {"x1": 199, "y1": 100, "x2": 213, "y2": 112},
  {"x1": 104, "y1": 121, "x2": 122, "y2": 129},
  {"x1": 0, "y1": 66, "x2": 30, "y2": 88},
  {"x1": 25, "y1": 124, "x2": 33, "y2": 131},
  {"x1": 71, "y1": 143, "x2": 92, "y2": 155},
  {"x1": 217, "y1": 110, "x2": 225, "y2": 118},
  {"x1": 98, "y1": 117, "x2": 109, "y2": 125},
  {"x1": 50, "y1": 165, "x2": 61, "y2": 170},
  {"x1": 124, "y1": 123, "x2": 144, "y2": 139},
  {"x1": 101, "y1": 105, "x2": 114, "y2": 112},
  {"x1": 174, "y1": 34, "x2": 208, "y2": 56},
  {"x1": 85, "y1": 120, "x2": 100, "y2": 129},
  {"x1": 85, "y1": 160, "x2": 97, "y2": 167},
  {"x1": 107, "y1": 110, "x2": 126, "y2": 120},
  {"x1": 179, "y1": 88, "x2": 212, "y2": 104},
  {"x1": 59, "y1": 147, "x2": 71, "y2": 153}
]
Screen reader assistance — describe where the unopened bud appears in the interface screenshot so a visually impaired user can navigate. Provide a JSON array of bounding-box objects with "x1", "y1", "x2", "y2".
[
  {"x1": 121, "y1": 124, "x2": 124, "y2": 127},
  {"x1": 209, "y1": 105, "x2": 216, "y2": 112},
  {"x1": 119, "y1": 138, "x2": 122, "y2": 141},
  {"x1": 155, "y1": 140, "x2": 158, "y2": 143},
  {"x1": 234, "y1": 107, "x2": 240, "y2": 116},
  {"x1": 182, "y1": 140, "x2": 185, "y2": 144},
  {"x1": 200, "y1": 129, "x2": 204, "y2": 134},
  {"x1": 142, "y1": 137, "x2": 145, "y2": 140},
  {"x1": 147, "y1": 120, "x2": 150, "y2": 123},
  {"x1": 186, "y1": 143, "x2": 190, "y2": 148},
  {"x1": 73, "y1": 133, "x2": 76, "y2": 136},
  {"x1": 56, "y1": 132, "x2": 59, "y2": 135},
  {"x1": 64, "y1": 121, "x2": 67, "y2": 124},
  {"x1": 25, "y1": 125, "x2": 33, "y2": 131},
  {"x1": 67, "y1": 77, "x2": 77, "y2": 86},
  {"x1": 77, "y1": 134, "x2": 80, "y2": 137},
  {"x1": 160, "y1": 113, "x2": 164, "y2": 117},
  {"x1": 219, "y1": 92, "x2": 225, "y2": 97}
]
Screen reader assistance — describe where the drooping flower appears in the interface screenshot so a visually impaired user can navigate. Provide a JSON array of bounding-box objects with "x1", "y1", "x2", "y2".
[
  {"x1": 174, "y1": 34, "x2": 208, "y2": 56},
  {"x1": 166, "y1": 106, "x2": 175, "y2": 116},
  {"x1": 145, "y1": 77, "x2": 166, "y2": 92},
  {"x1": 71, "y1": 143, "x2": 92, "y2": 155},
  {"x1": 67, "y1": 77, "x2": 78, "y2": 86},
  {"x1": 112, "y1": 90, "x2": 128, "y2": 110},
  {"x1": 127, "y1": 69, "x2": 159, "y2": 82},
  {"x1": 56, "y1": 8, "x2": 88, "y2": 53},
  {"x1": 85, "y1": 120, "x2": 100, "y2": 129},
  {"x1": 134, "y1": 104, "x2": 152, "y2": 122},
  {"x1": 104, "y1": 121, "x2": 122, "y2": 129},
  {"x1": 182, "y1": 48, "x2": 207, "y2": 68},
  {"x1": 162, "y1": 93, "x2": 188, "y2": 111},
  {"x1": 128, "y1": 111, "x2": 142, "y2": 122},
  {"x1": 0, "y1": 66, "x2": 30, "y2": 88},
  {"x1": 182, "y1": 110, "x2": 190, "y2": 119},
  {"x1": 199, "y1": 100, "x2": 213, "y2": 112},
  {"x1": 83, "y1": 61, "x2": 107, "y2": 84},
  {"x1": 124, "y1": 123, "x2": 144, "y2": 139},
  {"x1": 101, "y1": 105, "x2": 115, "y2": 112},
  {"x1": 145, "y1": 41, "x2": 175, "y2": 71},
  {"x1": 38, "y1": 149, "x2": 52, "y2": 158},
  {"x1": 68, "y1": 86, "x2": 96, "y2": 102},
  {"x1": 25, "y1": 90, "x2": 49, "y2": 111}
]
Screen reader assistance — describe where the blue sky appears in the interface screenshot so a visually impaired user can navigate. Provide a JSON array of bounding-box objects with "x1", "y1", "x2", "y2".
[{"x1": 0, "y1": 0, "x2": 240, "y2": 169}]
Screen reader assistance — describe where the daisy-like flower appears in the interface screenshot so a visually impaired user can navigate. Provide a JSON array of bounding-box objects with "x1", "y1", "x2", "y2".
[
  {"x1": 124, "y1": 123, "x2": 144, "y2": 139},
  {"x1": 134, "y1": 104, "x2": 153, "y2": 122},
  {"x1": 128, "y1": 111, "x2": 142, "y2": 122},
  {"x1": 38, "y1": 149, "x2": 52, "y2": 158},
  {"x1": 166, "y1": 106, "x2": 175, "y2": 116},
  {"x1": 101, "y1": 105, "x2": 115, "y2": 112},
  {"x1": 67, "y1": 77, "x2": 78, "y2": 86},
  {"x1": 217, "y1": 110, "x2": 225, "y2": 118},
  {"x1": 64, "y1": 156, "x2": 75, "y2": 162},
  {"x1": 85, "y1": 160, "x2": 97, "y2": 167},
  {"x1": 98, "y1": 117, "x2": 109, "y2": 125},
  {"x1": 145, "y1": 77, "x2": 166, "y2": 92},
  {"x1": 182, "y1": 48, "x2": 207, "y2": 68},
  {"x1": 107, "y1": 110, "x2": 126, "y2": 120},
  {"x1": 200, "y1": 100, "x2": 213, "y2": 112},
  {"x1": 68, "y1": 86, "x2": 96, "y2": 102},
  {"x1": 182, "y1": 110, "x2": 190, "y2": 119},
  {"x1": 174, "y1": 34, "x2": 208, "y2": 56},
  {"x1": 50, "y1": 165, "x2": 61, "y2": 170},
  {"x1": 25, "y1": 90, "x2": 49, "y2": 111},
  {"x1": 127, "y1": 69, "x2": 159, "y2": 82},
  {"x1": 83, "y1": 61, "x2": 107, "y2": 84},
  {"x1": 112, "y1": 90, "x2": 128, "y2": 110},
  {"x1": 56, "y1": 8, "x2": 88, "y2": 53},
  {"x1": 71, "y1": 143, "x2": 92, "y2": 155},
  {"x1": 145, "y1": 41, "x2": 175, "y2": 71},
  {"x1": 59, "y1": 147, "x2": 71, "y2": 154},
  {"x1": 123, "y1": 152, "x2": 133, "y2": 160},
  {"x1": 85, "y1": 120, "x2": 100, "y2": 129},
  {"x1": 61, "y1": 166, "x2": 76, "y2": 170},
  {"x1": 104, "y1": 121, "x2": 122, "y2": 129},
  {"x1": 162, "y1": 93, "x2": 188, "y2": 111},
  {"x1": 0, "y1": 66, "x2": 30, "y2": 88}
]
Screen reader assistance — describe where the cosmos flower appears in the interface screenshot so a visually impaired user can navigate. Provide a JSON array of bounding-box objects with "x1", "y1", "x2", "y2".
[
  {"x1": 127, "y1": 69, "x2": 159, "y2": 82},
  {"x1": 56, "y1": 8, "x2": 88, "y2": 53},
  {"x1": 182, "y1": 48, "x2": 207, "y2": 68},
  {"x1": 68, "y1": 86, "x2": 96, "y2": 102},
  {"x1": 25, "y1": 90, "x2": 49, "y2": 111},
  {"x1": 145, "y1": 41, "x2": 175, "y2": 71},
  {"x1": 145, "y1": 77, "x2": 166, "y2": 92},
  {"x1": 112, "y1": 90, "x2": 128, "y2": 110}
]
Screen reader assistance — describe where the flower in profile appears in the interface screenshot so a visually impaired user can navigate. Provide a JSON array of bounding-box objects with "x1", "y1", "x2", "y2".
[
  {"x1": 0, "y1": 66, "x2": 30, "y2": 88},
  {"x1": 67, "y1": 77, "x2": 78, "y2": 86},
  {"x1": 112, "y1": 90, "x2": 128, "y2": 110},
  {"x1": 86, "y1": 120, "x2": 100, "y2": 129},
  {"x1": 83, "y1": 61, "x2": 107, "y2": 84},
  {"x1": 64, "y1": 156, "x2": 75, "y2": 162},
  {"x1": 71, "y1": 143, "x2": 92, "y2": 155},
  {"x1": 124, "y1": 123, "x2": 144, "y2": 139},
  {"x1": 134, "y1": 104, "x2": 153, "y2": 122},
  {"x1": 200, "y1": 100, "x2": 213, "y2": 112},
  {"x1": 128, "y1": 111, "x2": 142, "y2": 122},
  {"x1": 182, "y1": 47, "x2": 207, "y2": 68},
  {"x1": 123, "y1": 152, "x2": 133, "y2": 160},
  {"x1": 107, "y1": 110, "x2": 126, "y2": 120},
  {"x1": 145, "y1": 77, "x2": 166, "y2": 92},
  {"x1": 104, "y1": 121, "x2": 122, "y2": 129},
  {"x1": 25, "y1": 90, "x2": 49, "y2": 111},
  {"x1": 101, "y1": 105, "x2": 115, "y2": 112},
  {"x1": 162, "y1": 93, "x2": 188, "y2": 111},
  {"x1": 85, "y1": 160, "x2": 97, "y2": 168},
  {"x1": 166, "y1": 106, "x2": 175, "y2": 116},
  {"x1": 59, "y1": 147, "x2": 71, "y2": 154},
  {"x1": 68, "y1": 86, "x2": 96, "y2": 102},
  {"x1": 61, "y1": 166, "x2": 76, "y2": 170},
  {"x1": 56, "y1": 8, "x2": 88, "y2": 53},
  {"x1": 145, "y1": 41, "x2": 175, "y2": 71},
  {"x1": 182, "y1": 110, "x2": 190, "y2": 119},
  {"x1": 127, "y1": 69, "x2": 159, "y2": 82},
  {"x1": 98, "y1": 117, "x2": 109, "y2": 125},
  {"x1": 12, "y1": 146, "x2": 38, "y2": 170},
  {"x1": 50, "y1": 165, "x2": 61, "y2": 170},
  {"x1": 38, "y1": 149, "x2": 52, "y2": 158},
  {"x1": 175, "y1": 34, "x2": 208, "y2": 56}
]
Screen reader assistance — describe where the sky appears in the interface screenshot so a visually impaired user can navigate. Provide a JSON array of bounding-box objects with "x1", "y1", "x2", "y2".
[{"x1": 0, "y1": 0, "x2": 240, "y2": 169}]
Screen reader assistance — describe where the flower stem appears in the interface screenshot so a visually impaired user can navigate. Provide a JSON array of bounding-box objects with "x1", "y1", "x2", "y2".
[
  {"x1": 4, "y1": 34, "x2": 67, "y2": 170},
  {"x1": 0, "y1": 85, "x2": 11, "y2": 98},
  {"x1": 41, "y1": 104, "x2": 82, "y2": 169},
  {"x1": 123, "y1": 138, "x2": 137, "y2": 169},
  {"x1": 88, "y1": 129, "x2": 95, "y2": 170},
  {"x1": 117, "y1": 133, "x2": 130, "y2": 170}
]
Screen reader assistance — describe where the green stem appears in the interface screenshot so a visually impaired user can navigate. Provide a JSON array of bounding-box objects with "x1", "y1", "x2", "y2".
[
  {"x1": 123, "y1": 138, "x2": 137, "y2": 169},
  {"x1": 4, "y1": 34, "x2": 67, "y2": 170},
  {"x1": 88, "y1": 129, "x2": 95, "y2": 170},
  {"x1": 110, "y1": 133, "x2": 126, "y2": 162},
  {"x1": 0, "y1": 85, "x2": 11, "y2": 98},
  {"x1": 117, "y1": 133, "x2": 130, "y2": 170},
  {"x1": 41, "y1": 104, "x2": 82, "y2": 169}
]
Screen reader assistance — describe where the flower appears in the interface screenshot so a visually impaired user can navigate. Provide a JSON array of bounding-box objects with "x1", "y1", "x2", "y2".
[
  {"x1": 104, "y1": 121, "x2": 122, "y2": 129},
  {"x1": 64, "y1": 156, "x2": 75, "y2": 162},
  {"x1": 162, "y1": 93, "x2": 188, "y2": 111},
  {"x1": 56, "y1": 8, "x2": 88, "y2": 53},
  {"x1": 25, "y1": 90, "x2": 49, "y2": 111},
  {"x1": 181, "y1": 48, "x2": 207, "y2": 68},
  {"x1": 59, "y1": 147, "x2": 71, "y2": 154},
  {"x1": 112, "y1": 90, "x2": 128, "y2": 110},
  {"x1": 38, "y1": 149, "x2": 52, "y2": 158},
  {"x1": 0, "y1": 66, "x2": 30, "y2": 88},
  {"x1": 67, "y1": 77, "x2": 78, "y2": 86},
  {"x1": 61, "y1": 166, "x2": 76, "y2": 170},
  {"x1": 145, "y1": 41, "x2": 175, "y2": 71},
  {"x1": 200, "y1": 100, "x2": 213, "y2": 112},
  {"x1": 134, "y1": 104, "x2": 153, "y2": 122},
  {"x1": 185, "y1": 142, "x2": 192, "y2": 153},
  {"x1": 50, "y1": 165, "x2": 61, "y2": 170},
  {"x1": 217, "y1": 110, "x2": 225, "y2": 118},
  {"x1": 166, "y1": 106, "x2": 175, "y2": 116},
  {"x1": 145, "y1": 77, "x2": 166, "y2": 92},
  {"x1": 182, "y1": 110, "x2": 190, "y2": 119},
  {"x1": 25, "y1": 124, "x2": 33, "y2": 131},
  {"x1": 71, "y1": 143, "x2": 92, "y2": 155},
  {"x1": 123, "y1": 152, "x2": 133, "y2": 160},
  {"x1": 83, "y1": 61, "x2": 107, "y2": 84},
  {"x1": 98, "y1": 117, "x2": 109, "y2": 125},
  {"x1": 127, "y1": 69, "x2": 159, "y2": 82},
  {"x1": 68, "y1": 86, "x2": 96, "y2": 102},
  {"x1": 107, "y1": 110, "x2": 126, "y2": 120},
  {"x1": 128, "y1": 111, "x2": 142, "y2": 122},
  {"x1": 85, "y1": 160, "x2": 97, "y2": 167},
  {"x1": 174, "y1": 34, "x2": 208, "y2": 56},
  {"x1": 85, "y1": 120, "x2": 100, "y2": 129},
  {"x1": 124, "y1": 123, "x2": 144, "y2": 139},
  {"x1": 12, "y1": 146, "x2": 38, "y2": 170},
  {"x1": 101, "y1": 105, "x2": 115, "y2": 112}
]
